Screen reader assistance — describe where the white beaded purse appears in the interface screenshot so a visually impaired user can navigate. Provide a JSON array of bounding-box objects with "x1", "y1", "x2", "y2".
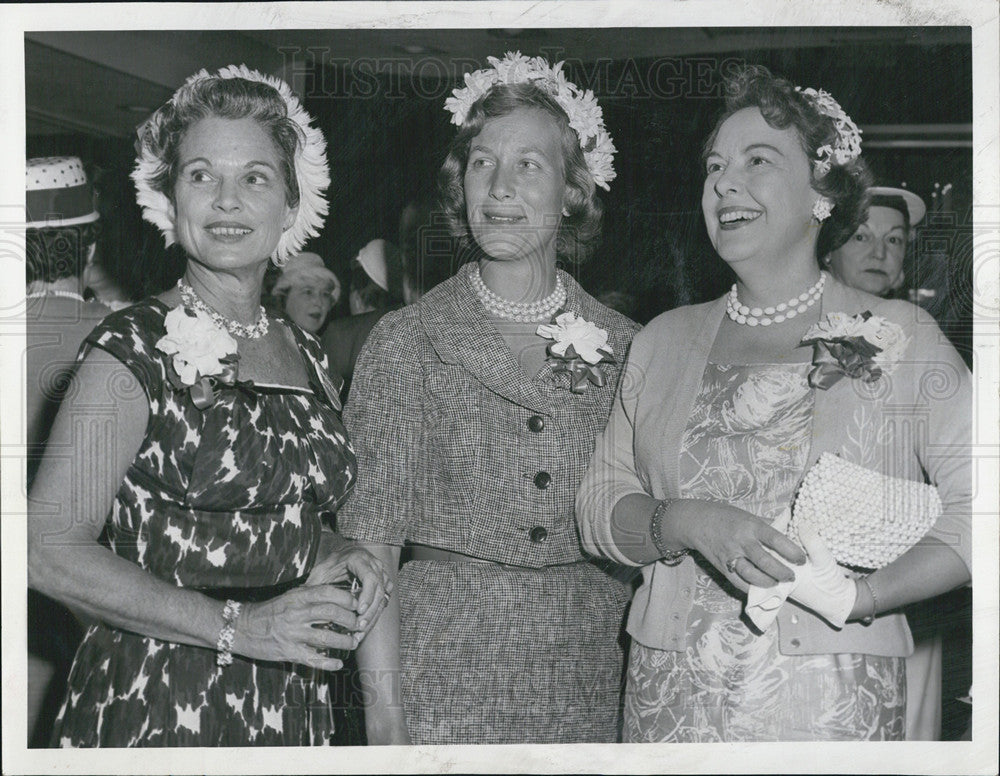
[{"x1": 789, "y1": 453, "x2": 942, "y2": 569}]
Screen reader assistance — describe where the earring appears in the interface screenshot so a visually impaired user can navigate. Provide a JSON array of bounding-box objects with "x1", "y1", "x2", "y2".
[
  {"x1": 561, "y1": 206, "x2": 571, "y2": 217},
  {"x1": 812, "y1": 197, "x2": 833, "y2": 222}
]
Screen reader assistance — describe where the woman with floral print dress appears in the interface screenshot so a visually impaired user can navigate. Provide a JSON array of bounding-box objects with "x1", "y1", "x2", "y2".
[
  {"x1": 577, "y1": 65, "x2": 971, "y2": 741},
  {"x1": 338, "y1": 53, "x2": 637, "y2": 745},
  {"x1": 27, "y1": 66, "x2": 390, "y2": 747}
]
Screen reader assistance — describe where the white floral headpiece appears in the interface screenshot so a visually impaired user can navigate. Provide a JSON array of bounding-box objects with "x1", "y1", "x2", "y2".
[
  {"x1": 132, "y1": 64, "x2": 330, "y2": 267},
  {"x1": 444, "y1": 51, "x2": 617, "y2": 191},
  {"x1": 795, "y1": 86, "x2": 863, "y2": 176}
]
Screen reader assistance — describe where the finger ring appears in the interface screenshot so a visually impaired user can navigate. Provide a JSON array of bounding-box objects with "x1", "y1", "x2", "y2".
[
  {"x1": 382, "y1": 591, "x2": 391, "y2": 604},
  {"x1": 725, "y1": 557, "x2": 742, "y2": 574}
]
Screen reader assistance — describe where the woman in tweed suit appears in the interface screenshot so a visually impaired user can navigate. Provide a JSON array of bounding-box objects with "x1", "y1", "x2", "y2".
[{"x1": 338, "y1": 54, "x2": 638, "y2": 744}]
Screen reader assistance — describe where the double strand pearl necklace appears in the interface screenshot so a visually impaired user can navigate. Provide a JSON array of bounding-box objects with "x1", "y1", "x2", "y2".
[
  {"x1": 727, "y1": 271, "x2": 827, "y2": 327},
  {"x1": 27, "y1": 289, "x2": 86, "y2": 302},
  {"x1": 469, "y1": 263, "x2": 567, "y2": 323},
  {"x1": 177, "y1": 278, "x2": 269, "y2": 339}
]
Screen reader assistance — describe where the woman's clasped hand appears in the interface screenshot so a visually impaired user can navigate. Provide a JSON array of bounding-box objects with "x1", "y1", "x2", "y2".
[{"x1": 664, "y1": 499, "x2": 806, "y2": 591}]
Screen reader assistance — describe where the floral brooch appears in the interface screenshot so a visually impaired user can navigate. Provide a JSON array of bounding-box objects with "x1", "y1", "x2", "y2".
[
  {"x1": 536, "y1": 311, "x2": 614, "y2": 393},
  {"x1": 156, "y1": 306, "x2": 239, "y2": 409},
  {"x1": 800, "y1": 311, "x2": 908, "y2": 389}
]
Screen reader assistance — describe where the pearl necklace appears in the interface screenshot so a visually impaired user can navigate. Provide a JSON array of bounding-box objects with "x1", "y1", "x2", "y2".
[
  {"x1": 27, "y1": 290, "x2": 86, "y2": 302},
  {"x1": 469, "y1": 263, "x2": 567, "y2": 323},
  {"x1": 727, "y1": 271, "x2": 827, "y2": 327},
  {"x1": 177, "y1": 279, "x2": 269, "y2": 339}
]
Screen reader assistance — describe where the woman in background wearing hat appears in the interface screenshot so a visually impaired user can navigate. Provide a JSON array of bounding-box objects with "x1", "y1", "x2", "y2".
[
  {"x1": 24, "y1": 156, "x2": 111, "y2": 746},
  {"x1": 27, "y1": 66, "x2": 389, "y2": 747},
  {"x1": 824, "y1": 185, "x2": 952, "y2": 741},
  {"x1": 320, "y1": 239, "x2": 406, "y2": 396},
  {"x1": 578, "y1": 65, "x2": 970, "y2": 741},
  {"x1": 272, "y1": 251, "x2": 341, "y2": 335},
  {"x1": 824, "y1": 186, "x2": 925, "y2": 299}
]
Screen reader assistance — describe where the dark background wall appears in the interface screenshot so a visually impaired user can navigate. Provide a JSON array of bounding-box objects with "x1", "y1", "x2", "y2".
[{"x1": 26, "y1": 28, "x2": 973, "y2": 338}]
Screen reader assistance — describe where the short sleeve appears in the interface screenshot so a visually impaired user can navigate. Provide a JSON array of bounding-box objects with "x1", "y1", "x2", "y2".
[
  {"x1": 336, "y1": 310, "x2": 423, "y2": 545},
  {"x1": 79, "y1": 302, "x2": 168, "y2": 412}
]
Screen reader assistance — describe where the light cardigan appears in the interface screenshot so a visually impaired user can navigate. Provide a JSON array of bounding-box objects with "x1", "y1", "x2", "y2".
[{"x1": 577, "y1": 276, "x2": 972, "y2": 656}]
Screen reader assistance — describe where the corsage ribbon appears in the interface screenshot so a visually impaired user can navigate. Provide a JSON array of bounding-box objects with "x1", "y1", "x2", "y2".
[
  {"x1": 807, "y1": 339, "x2": 882, "y2": 389},
  {"x1": 548, "y1": 344, "x2": 608, "y2": 393},
  {"x1": 188, "y1": 357, "x2": 239, "y2": 410}
]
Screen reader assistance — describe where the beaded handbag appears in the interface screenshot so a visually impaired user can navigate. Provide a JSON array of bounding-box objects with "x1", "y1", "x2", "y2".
[{"x1": 789, "y1": 453, "x2": 942, "y2": 570}]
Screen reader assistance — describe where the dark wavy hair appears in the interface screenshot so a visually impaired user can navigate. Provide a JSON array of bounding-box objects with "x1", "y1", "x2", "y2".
[
  {"x1": 437, "y1": 81, "x2": 603, "y2": 264},
  {"x1": 26, "y1": 222, "x2": 100, "y2": 285},
  {"x1": 702, "y1": 64, "x2": 872, "y2": 259},
  {"x1": 136, "y1": 76, "x2": 302, "y2": 208}
]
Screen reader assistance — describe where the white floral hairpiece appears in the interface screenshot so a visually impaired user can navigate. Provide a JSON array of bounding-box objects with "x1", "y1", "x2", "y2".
[
  {"x1": 132, "y1": 64, "x2": 330, "y2": 267},
  {"x1": 795, "y1": 86, "x2": 863, "y2": 176},
  {"x1": 444, "y1": 51, "x2": 617, "y2": 191}
]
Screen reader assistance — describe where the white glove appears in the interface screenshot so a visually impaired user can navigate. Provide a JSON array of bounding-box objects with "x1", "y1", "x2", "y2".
[
  {"x1": 745, "y1": 508, "x2": 795, "y2": 630},
  {"x1": 785, "y1": 524, "x2": 857, "y2": 629},
  {"x1": 745, "y1": 521, "x2": 857, "y2": 631}
]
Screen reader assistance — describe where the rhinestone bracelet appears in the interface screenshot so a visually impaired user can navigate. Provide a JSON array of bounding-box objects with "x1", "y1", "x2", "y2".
[
  {"x1": 216, "y1": 599, "x2": 242, "y2": 666},
  {"x1": 650, "y1": 499, "x2": 688, "y2": 565},
  {"x1": 858, "y1": 575, "x2": 878, "y2": 626}
]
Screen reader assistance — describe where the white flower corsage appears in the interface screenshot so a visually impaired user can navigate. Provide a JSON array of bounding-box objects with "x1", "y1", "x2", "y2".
[
  {"x1": 536, "y1": 312, "x2": 614, "y2": 393},
  {"x1": 156, "y1": 306, "x2": 239, "y2": 409},
  {"x1": 800, "y1": 311, "x2": 908, "y2": 389}
]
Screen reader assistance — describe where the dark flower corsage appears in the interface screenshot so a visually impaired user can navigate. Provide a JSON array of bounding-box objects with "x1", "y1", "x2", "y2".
[{"x1": 800, "y1": 310, "x2": 908, "y2": 390}]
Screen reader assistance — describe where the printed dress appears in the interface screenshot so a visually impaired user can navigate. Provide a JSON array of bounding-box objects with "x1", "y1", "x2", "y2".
[
  {"x1": 624, "y1": 363, "x2": 905, "y2": 742},
  {"x1": 51, "y1": 300, "x2": 356, "y2": 747}
]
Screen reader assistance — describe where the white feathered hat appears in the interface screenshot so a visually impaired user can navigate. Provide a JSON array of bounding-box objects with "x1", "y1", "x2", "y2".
[{"x1": 132, "y1": 64, "x2": 330, "y2": 266}]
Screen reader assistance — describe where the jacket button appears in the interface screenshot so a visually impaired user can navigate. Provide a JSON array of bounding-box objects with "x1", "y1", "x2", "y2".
[
  {"x1": 529, "y1": 526, "x2": 548, "y2": 543},
  {"x1": 790, "y1": 614, "x2": 799, "y2": 625},
  {"x1": 790, "y1": 638, "x2": 801, "y2": 648},
  {"x1": 533, "y1": 471, "x2": 552, "y2": 489},
  {"x1": 527, "y1": 415, "x2": 545, "y2": 433}
]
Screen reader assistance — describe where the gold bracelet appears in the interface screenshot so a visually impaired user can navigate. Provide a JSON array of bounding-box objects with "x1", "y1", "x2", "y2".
[
  {"x1": 650, "y1": 499, "x2": 687, "y2": 565},
  {"x1": 858, "y1": 575, "x2": 878, "y2": 626}
]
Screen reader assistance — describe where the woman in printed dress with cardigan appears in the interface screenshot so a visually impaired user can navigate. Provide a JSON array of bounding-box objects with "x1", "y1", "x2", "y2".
[
  {"x1": 338, "y1": 53, "x2": 638, "y2": 745},
  {"x1": 577, "y1": 65, "x2": 971, "y2": 741},
  {"x1": 27, "y1": 66, "x2": 390, "y2": 747}
]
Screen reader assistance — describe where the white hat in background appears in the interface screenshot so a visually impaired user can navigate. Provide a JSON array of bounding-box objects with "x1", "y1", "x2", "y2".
[
  {"x1": 354, "y1": 239, "x2": 395, "y2": 291},
  {"x1": 869, "y1": 186, "x2": 927, "y2": 227},
  {"x1": 273, "y1": 252, "x2": 341, "y2": 303},
  {"x1": 26, "y1": 156, "x2": 99, "y2": 228}
]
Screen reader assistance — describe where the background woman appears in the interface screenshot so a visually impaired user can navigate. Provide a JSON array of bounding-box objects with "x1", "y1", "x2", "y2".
[
  {"x1": 578, "y1": 65, "x2": 971, "y2": 741},
  {"x1": 824, "y1": 185, "x2": 926, "y2": 298},
  {"x1": 271, "y1": 251, "x2": 341, "y2": 334},
  {"x1": 28, "y1": 65, "x2": 389, "y2": 747},
  {"x1": 338, "y1": 53, "x2": 637, "y2": 744}
]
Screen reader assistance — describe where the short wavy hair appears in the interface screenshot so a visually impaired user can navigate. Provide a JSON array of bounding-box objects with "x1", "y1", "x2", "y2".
[
  {"x1": 438, "y1": 81, "x2": 603, "y2": 264},
  {"x1": 703, "y1": 64, "x2": 872, "y2": 259},
  {"x1": 136, "y1": 77, "x2": 303, "y2": 211},
  {"x1": 26, "y1": 222, "x2": 100, "y2": 285}
]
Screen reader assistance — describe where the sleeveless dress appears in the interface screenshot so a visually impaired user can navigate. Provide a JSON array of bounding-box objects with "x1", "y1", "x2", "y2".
[
  {"x1": 51, "y1": 299, "x2": 356, "y2": 747},
  {"x1": 624, "y1": 363, "x2": 905, "y2": 742}
]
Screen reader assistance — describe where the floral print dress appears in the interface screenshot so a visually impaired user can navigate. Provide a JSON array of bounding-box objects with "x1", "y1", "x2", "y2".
[
  {"x1": 51, "y1": 300, "x2": 356, "y2": 747},
  {"x1": 624, "y1": 363, "x2": 905, "y2": 742}
]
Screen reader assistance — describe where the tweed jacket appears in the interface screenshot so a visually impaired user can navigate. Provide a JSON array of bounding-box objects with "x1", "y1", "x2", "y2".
[
  {"x1": 577, "y1": 275, "x2": 972, "y2": 656},
  {"x1": 338, "y1": 267, "x2": 639, "y2": 567}
]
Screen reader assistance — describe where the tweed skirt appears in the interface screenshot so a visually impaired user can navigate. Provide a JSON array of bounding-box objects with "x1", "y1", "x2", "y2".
[{"x1": 398, "y1": 559, "x2": 630, "y2": 744}]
